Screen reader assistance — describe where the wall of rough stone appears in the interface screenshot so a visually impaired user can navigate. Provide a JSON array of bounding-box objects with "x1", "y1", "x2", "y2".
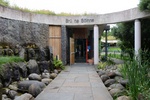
[
  {"x1": 61, "y1": 25, "x2": 67, "y2": 64},
  {"x1": 0, "y1": 17, "x2": 49, "y2": 47}
]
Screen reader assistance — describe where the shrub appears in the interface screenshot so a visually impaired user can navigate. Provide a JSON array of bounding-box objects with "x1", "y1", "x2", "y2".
[
  {"x1": 0, "y1": 56, "x2": 24, "y2": 65},
  {"x1": 97, "y1": 59, "x2": 115, "y2": 69},
  {"x1": 119, "y1": 54, "x2": 150, "y2": 100},
  {"x1": 53, "y1": 58, "x2": 65, "y2": 70}
]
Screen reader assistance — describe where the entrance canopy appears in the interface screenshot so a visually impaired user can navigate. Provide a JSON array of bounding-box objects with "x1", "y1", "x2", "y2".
[{"x1": 0, "y1": 7, "x2": 150, "y2": 26}]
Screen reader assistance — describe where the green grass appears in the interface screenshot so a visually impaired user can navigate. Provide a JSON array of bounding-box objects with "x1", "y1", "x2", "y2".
[
  {"x1": 97, "y1": 58, "x2": 115, "y2": 69},
  {"x1": 119, "y1": 55, "x2": 150, "y2": 100},
  {"x1": 0, "y1": 56, "x2": 24, "y2": 65},
  {"x1": 108, "y1": 47, "x2": 121, "y2": 52}
]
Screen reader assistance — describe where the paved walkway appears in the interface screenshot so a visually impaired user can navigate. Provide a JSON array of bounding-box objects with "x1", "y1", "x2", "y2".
[{"x1": 35, "y1": 63, "x2": 113, "y2": 100}]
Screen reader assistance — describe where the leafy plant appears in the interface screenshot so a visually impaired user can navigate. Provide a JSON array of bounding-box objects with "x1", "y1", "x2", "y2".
[
  {"x1": 0, "y1": 56, "x2": 25, "y2": 74},
  {"x1": 139, "y1": 0, "x2": 150, "y2": 11},
  {"x1": 0, "y1": 0, "x2": 9, "y2": 6},
  {"x1": 97, "y1": 62, "x2": 107, "y2": 69},
  {"x1": 97, "y1": 59, "x2": 115, "y2": 69},
  {"x1": 0, "y1": 56, "x2": 24, "y2": 65},
  {"x1": 53, "y1": 58, "x2": 65, "y2": 70},
  {"x1": 119, "y1": 52, "x2": 150, "y2": 100}
]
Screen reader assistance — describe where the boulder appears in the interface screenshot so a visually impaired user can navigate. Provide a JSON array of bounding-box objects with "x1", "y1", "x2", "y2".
[
  {"x1": 38, "y1": 61, "x2": 50, "y2": 73},
  {"x1": 28, "y1": 83, "x2": 42, "y2": 97},
  {"x1": 54, "y1": 69, "x2": 58, "y2": 74},
  {"x1": 18, "y1": 80, "x2": 46, "y2": 92},
  {"x1": 100, "y1": 75, "x2": 109, "y2": 82},
  {"x1": 110, "y1": 66, "x2": 117, "y2": 70},
  {"x1": 50, "y1": 73, "x2": 57, "y2": 79},
  {"x1": 41, "y1": 78, "x2": 52, "y2": 85},
  {"x1": 0, "y1": 63, "x2": 12, "y2": 87},
  {"x1": 8, "y1": 84, "x2": 18, "y2": 91},
  {"x1": 7, "y1": 90, "x2": 17, "y2": 99},
  {"x1": 28, "y1": 48, "x2": 36, "y2": 60},
  {"x1": 14, "y1": 93, "x2": 34, "y2": 100},
  {"x1": 27, "y1": 60, "x2": 40, "y2": 74},
  {"x1": 98, "y1": 70, "x2": 106, "y2": 76},
  {"x1": 115, "y1": 71, "x2": 122, "y2": 76},
  {"x1": 28, "y1": 73, "x2": 41, "y2": 81},
  {"x1": 119, "y1": 79, "x2": 129, "y2": 87},
  {"x1": 107, "y1": 72, "x2": 116, "y2": 78},
  {"x1": 41, "y1": 72, "x2": 50, "y2": 79},
  {"x1": 17, "y1": 62, "x2": 28, "y2": 78},
  {"x1": 117, "y1": 96, "x2": 131, "y2": 100},
  {"x1": 2, "y1": 94, "x2": 11, "y2": 100},
  {"x1": 39, "y1": 47, "x2": 46, "y2": 61},
  {"x1": 115, "y1": 76, "x2": 123, "y2": 82},
  {"x1": 3, "y1": 88, "x2": 10, "y2": 94},
  {"x1": 109, "y1": 83, "x2": 125, "y2": 90},
  {"x1": 109, "y1": 88, "x2": 124, "y2": 97},
  {"x1": 19, "y1": 48, "x2": 25, "y2": 60},
  {"x1": 11, "y1": 63, "x2": 20, "y2": 81},
  {"x1": 104, "y1": 79, "x2": 116, "y2": 87}
]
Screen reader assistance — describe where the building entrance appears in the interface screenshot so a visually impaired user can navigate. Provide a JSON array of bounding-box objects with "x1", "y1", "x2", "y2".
[
  {"x1": 75, "y1": 39, "x2": 86, "y2": 62},
  {"x1": 67, "y1": 27, "x2": 94, "y2": 64}
]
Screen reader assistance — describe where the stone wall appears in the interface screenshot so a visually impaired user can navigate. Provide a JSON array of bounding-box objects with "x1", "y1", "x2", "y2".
[
  {"x1": 0, "y1": 17, "x2": 49, "y2": 47},
  {"x1": 61, "y1": 25, "x2": 67, "y2": 64}
]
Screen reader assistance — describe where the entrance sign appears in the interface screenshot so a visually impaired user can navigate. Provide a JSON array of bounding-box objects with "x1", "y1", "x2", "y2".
[{"x1": 66, "y1": 18, "x2": 94, "y2": 24}]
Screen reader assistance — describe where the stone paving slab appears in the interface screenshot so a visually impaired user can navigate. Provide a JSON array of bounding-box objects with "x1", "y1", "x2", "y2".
[{"x1": 35, "y1": 63, "x2": 113, "y2": 100}]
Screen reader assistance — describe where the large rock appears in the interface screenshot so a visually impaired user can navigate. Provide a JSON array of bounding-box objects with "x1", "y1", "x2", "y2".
[
  {"x1": 109, "y1": 88, "x2": 124, "y2": 97},
  {"x1": 54, "y1": 69, "x2": 58, "y2": 74},
  {"x1": 119, "y1": 79, "x2": 129, "y2": 87},
  {"x1": 28, "y1": 48, "x2": 36, "y2": 60},
  {"x1": 11, "y1": 63, "x2": 20, "y2": 81},
  {"x1": 115, "y1": 76, "x2": 123, "y2": 82},
  {"x1": 27, "y1": 60, "x2": 40, "y2": 74},
  {"x1": 98, "y1": 70, "x2": 106, "y2": 77},
  {"x1": 8, "y1": 84, "x2": 18, "y2": 91},
  {"x1": 19, "y1": 48, "x2": 26, "y2": 60},
  {"x1": 50, "y1": 73, "x2": 57, "y2": 79},
  {"x1": 14, "y1": 93, "x2": 34, "y2": 100},
  {"x1": 39, "y1": 47, "x2": 46, "y2": 61},
  {"x1": 17, "y1": 62, "x2": 28, "y2": 78},
  {"x1": 109, "y1": 83, "x2": 125, "y2": 90},
  {"x1": 41, "y1": 72, "x2": 50, "y2": 79},
  {"x1": 2, "y1": 94, "x2": 11, "y2": 100},
  {"x1": 0, "y1": 63, "x2": 12, "y2": 87},
  {"x1": 28, "y1": 83, "x2": 42, "y2": 97},
  {"x1": 38, "y1": 61, "x2": 50, "y2": 73},
  {"x1": 41, "y1": 78, "x2": 52, "y2": 85},
  {"x1": 101, "y1": 75, "x2": 109, "y2": 82},
  {"x1": 117, "y1": 96, "x2": 131, "y2": 100},
  {"x1": 115, "y1": 71, "x2": 122, "y2": 76},
  {"x1": 107, "y1": 72, "x2": 116, "y2": 78},
  {"x1": 18, "y1": 80, "x2": 46, "y2": 92},
  {"x1": 7, "y1": 90, "x2": 17, "y2": 99},
  {"x1": 104, "y1": 79, "x2": 116, "y2": 87},
  {"x1": 3, "y1": 88, "x2": 10, "y2": 94},
  {"x1": 28, "y1": 73, "x2": 41, "y2": 81}
]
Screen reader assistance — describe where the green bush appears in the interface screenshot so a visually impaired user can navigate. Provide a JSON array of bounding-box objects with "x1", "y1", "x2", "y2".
[
  {"x1": 0, "y1": 56, "x2": 24, "y2": 65},
  {"x1": 53, "y1": 58, "x2": 65, "y2": 70},
  {"x1": 0, "y1": 56, "x2": 24, "y2": 74},
  {"x1": 97, "y1": 59, "x2": 115, "y2": 69},
  {"x1": 0, "y1": 0, "x2": 9, "y2": 6},
  {"x1": 119, "y1": 55, "x2": 150, "y2": 100},
  {"x1": 97, "y1": 62, "x2": 107, "y2": 69}
]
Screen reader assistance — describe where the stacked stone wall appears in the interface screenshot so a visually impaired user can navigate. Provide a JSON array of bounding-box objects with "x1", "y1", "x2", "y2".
[{"x1": 0, "y1": 17, "x2": 49, "y2": 47}]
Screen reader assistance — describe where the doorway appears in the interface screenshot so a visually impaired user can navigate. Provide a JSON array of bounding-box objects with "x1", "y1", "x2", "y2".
[{"x1": 75, "y1": 39, "x2": 86, "y2": 62}]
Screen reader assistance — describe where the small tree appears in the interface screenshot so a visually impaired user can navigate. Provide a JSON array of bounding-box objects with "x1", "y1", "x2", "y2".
[
  {"x1": 139, "y1": 0, "x2": 150, "y2": 11},
  {"x1": 111, "y1": 19, "x2": 150, "y2": 59}
]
